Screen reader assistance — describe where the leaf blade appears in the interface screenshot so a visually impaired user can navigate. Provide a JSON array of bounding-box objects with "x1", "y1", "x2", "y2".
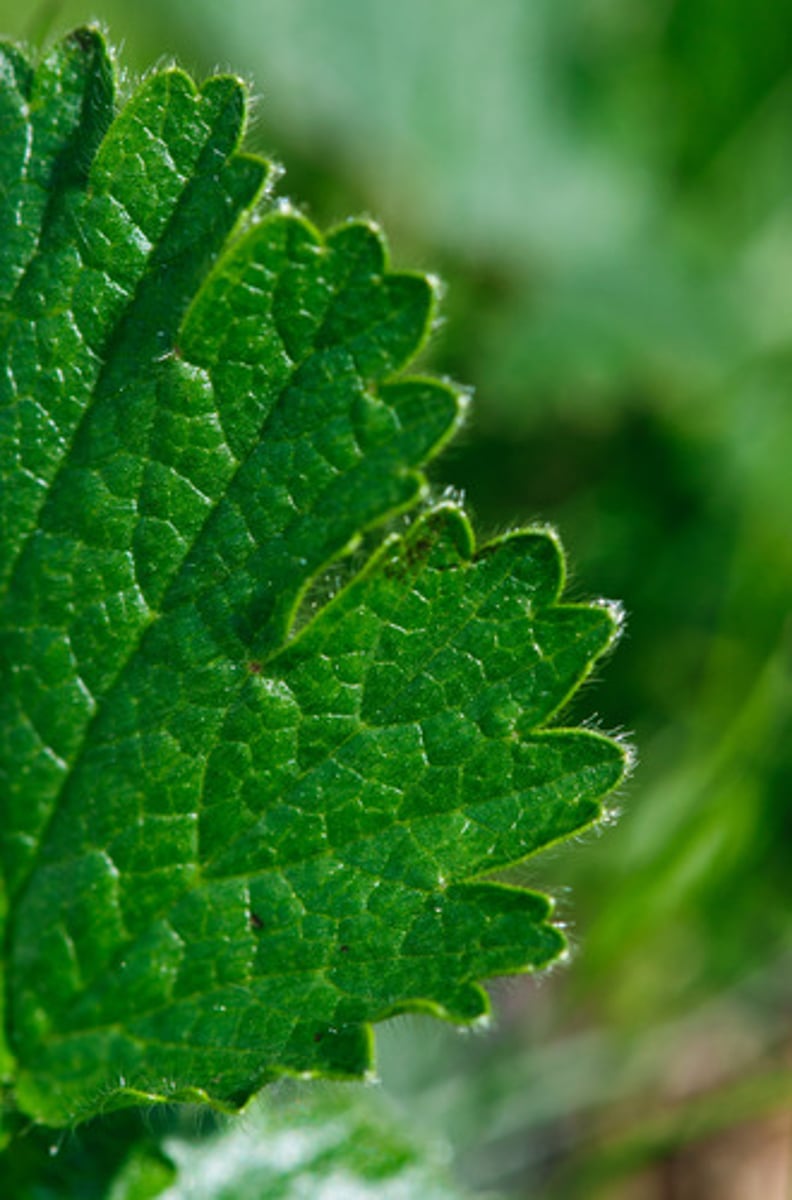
[{"x1": 1, "y1": 29, "x2": 628, "y2": 1127}]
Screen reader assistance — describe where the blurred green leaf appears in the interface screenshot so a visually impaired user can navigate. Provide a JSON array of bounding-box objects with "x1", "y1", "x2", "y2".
[
  {"x1": 0, "y1": 1086, "x2": 480, "y2": 1200},
  {"x1": 159, "y1": 1087, "x2": 476, "y2": 1200}
]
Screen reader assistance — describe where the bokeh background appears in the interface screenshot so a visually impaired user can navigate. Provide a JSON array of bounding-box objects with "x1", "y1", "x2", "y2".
[{"x1": 3, "y1": 2, "x2": 790, "y2": 1196}]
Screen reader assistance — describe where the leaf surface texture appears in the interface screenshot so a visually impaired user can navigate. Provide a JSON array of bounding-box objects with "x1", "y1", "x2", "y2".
[{"x1": 0, "y1": 29, "x2": 627, "y2": 1125}]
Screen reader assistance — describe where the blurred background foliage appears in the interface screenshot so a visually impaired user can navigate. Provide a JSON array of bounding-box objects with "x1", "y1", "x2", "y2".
[{"x1": 2, "y1": 1, "x2": 790, "y2": 1196}]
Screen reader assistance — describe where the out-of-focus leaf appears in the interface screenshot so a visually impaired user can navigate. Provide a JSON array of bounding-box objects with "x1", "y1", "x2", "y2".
[
  {"x1": 159, "y1": 1087, "x2": 477, "y2": 1200},
  {"x1": 0, "y1": 1086, "x2": 480, "y2": 1200}
]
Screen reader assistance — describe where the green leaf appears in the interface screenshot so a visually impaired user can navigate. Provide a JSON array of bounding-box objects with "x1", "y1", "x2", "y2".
[
  {"x1": 0, "y1": 1085, "x2": 478, "y2": 1200},
  {"x1": 157, "y1": 1086, "x2": 477, "y2": 1200},
  {"x1": 0, "y1": 1107, "x2": 175, "y2": 1200},
  {"x1": 0, "y1": 28, "x2": 627, "y2": 1127}
]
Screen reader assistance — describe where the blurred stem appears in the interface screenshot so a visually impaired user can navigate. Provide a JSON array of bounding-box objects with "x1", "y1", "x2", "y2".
[
  {"x1": 693, "y1": 502, "x2": 791, "y2": 732},
  {"x1": 583, "y1": 628, "x2": 788, "y2": 957},
  {"x1": 697, "y1": 621, "x2": 788, "y2": 785}
]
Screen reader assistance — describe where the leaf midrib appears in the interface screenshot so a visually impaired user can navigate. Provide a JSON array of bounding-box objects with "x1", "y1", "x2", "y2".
[
  {"x1": 1, "y1": 91, "x2": 270, "y2": 940},
  {"x1": 0, "y1": 78, "x2": 249, "y2": 602},
  {"x1": 6, "y1": 251, "x2": 443, "y2": 925}
]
